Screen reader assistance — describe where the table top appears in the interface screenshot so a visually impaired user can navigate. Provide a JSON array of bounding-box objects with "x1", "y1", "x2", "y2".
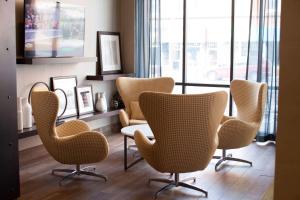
[{"x1": 121, "y1": 124, "x2": 154, "y2": 139}]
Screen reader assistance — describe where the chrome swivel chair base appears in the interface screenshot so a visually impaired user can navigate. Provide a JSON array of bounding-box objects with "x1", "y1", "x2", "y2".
[
  {"x1": 149, "y1": 173, "x2": 207, "y2": 199},
  {"x1": 213, "y1": 149, "x2": 252, "y2": 171},
  {"x1": 52, "y1": 164, "x2": 107, "y2": 186}
]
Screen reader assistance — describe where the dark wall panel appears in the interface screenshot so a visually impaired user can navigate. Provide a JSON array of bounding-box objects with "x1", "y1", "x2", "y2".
[{"x1": 0, "y1": 0, "x2": 20, "y2": 199}]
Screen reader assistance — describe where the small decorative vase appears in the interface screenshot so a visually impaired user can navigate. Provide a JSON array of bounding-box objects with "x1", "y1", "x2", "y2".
[
  {"x1": 17, "y1": 97, "x2": 23, "y2": 131},
  {"x1": 112, "y1": 100, "x2": 119, "y2": 109},
  {"x1": 96, "y1": 92, "x2": 108, "y2": 112},
  {"x1": 22, "y1": 97, "x2": 32, "y2": 128}
]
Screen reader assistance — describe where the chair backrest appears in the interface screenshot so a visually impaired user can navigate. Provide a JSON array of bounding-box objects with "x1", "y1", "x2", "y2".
[
  {"x1": 231, "y1": 80, "x2": 268, "y2": 125},
  {"x1": 139, "y1": 91, "x2": 228, "y2": 172},
  {"x1": 31, "y1": 91, "x2": 58, "y2": 158},
  {"x1": 116, "y1": 77, "x2": 174, "y2": 116}
]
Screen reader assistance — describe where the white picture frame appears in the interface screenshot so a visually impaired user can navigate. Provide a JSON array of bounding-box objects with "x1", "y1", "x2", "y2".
[
  {"x1": 51, "y1": 76, "x2": 77, "y2": 118},
  {"x1": 75, "y1": 86, "x2": 94, "y2": 115}
]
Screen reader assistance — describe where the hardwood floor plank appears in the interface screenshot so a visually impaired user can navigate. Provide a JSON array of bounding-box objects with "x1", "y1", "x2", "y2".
[{"x1": 19, "y1": 133, "x2": 275, "y2": 200}]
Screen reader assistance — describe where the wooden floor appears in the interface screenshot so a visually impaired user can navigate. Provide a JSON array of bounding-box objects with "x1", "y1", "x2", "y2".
[{"x1": 19, "y1": 133, "x2": 275, "y2": 200}]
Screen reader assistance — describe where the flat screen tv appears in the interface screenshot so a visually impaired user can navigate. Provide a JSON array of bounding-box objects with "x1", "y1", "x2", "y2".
[{"x1": 24, "y1": 0, "x2": 85, "y2": 58}]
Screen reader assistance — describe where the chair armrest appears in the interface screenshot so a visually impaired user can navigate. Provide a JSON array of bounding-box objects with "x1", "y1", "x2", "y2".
[
  {"x1": 119, "y1": 109, "x2": 130, "y2": 127},
  {"x1": 218, "y1": 119, "x2": 258, "y2": 149},
  {"x1": 134, "y1": 130, "x2": 155, "y2": 165},
  {"x1": 220, "y1": 115, "x2": 236, "y2": 124},
  {"x1": 56, "y1": 131, "x2": 109, "y2": 164},
  {"x1": 56, "y1": 120, "x2": 90, "y2": 137}
]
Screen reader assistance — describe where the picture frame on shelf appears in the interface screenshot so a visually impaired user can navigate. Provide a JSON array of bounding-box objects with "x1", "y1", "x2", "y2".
[
  {"x1": 50, "y1": 76, "x2": 78, "y2": 118},
  {"x1": 97, "y1": 31, "x2": 122, "y2": 75},
  {"x1": 75, "y1": 85, "x2": 95, "y2": 115},
  {"x1": 53, "y1": 88, "x2": 68, "y2": 120}
]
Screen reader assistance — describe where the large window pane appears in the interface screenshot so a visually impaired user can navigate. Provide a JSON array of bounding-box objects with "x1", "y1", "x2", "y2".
[
  {"x1": 161, "y1": 0, "x2": 184, "y2": 82},
  {"x1": 234, "y1": 0, "x2": 252, "y2": 80},
  {"x1": 172, "y1": 85, "x2": 183, "y2": 94},
  {"x1": 186, "y1": 86, "x2": 230, "y2": 115},
  {"x1": 186, "y1": 0, "x2": 232, "y2": 84}
]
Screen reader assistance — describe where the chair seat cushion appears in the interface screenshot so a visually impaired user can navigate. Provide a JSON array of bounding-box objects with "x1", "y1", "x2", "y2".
[
  {"x1": 130, "y1": 101, "x2": 145, "y2": 120},
  {"x1": 129, "y1": 119, "x2": 147, "y2": 125}
]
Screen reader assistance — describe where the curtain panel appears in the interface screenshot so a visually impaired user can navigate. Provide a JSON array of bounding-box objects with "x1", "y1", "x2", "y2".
[
  {"x1": 135, "y1": 0, "x2": 161, "y2": 78},
  {"x1": 246, "y1": 0, "x2": 280, "y2": 141}
]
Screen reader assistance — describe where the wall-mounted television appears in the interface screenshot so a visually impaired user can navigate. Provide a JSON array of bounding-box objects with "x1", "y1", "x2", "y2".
[{"x1": 24, "y1": 0, "x2": 85, "y2": 58}]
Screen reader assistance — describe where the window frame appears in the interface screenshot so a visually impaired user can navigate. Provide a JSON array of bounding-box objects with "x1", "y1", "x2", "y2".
[{"x1": 168, "y1": 0, "x2": 235, "y2": 116}]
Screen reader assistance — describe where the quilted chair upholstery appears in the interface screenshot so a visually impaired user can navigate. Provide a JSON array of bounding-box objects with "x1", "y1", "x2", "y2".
[
  {"x1": 134, "y1": 91, "x2": 228, "y2": 198},
  {"x1": 31, "y1": 91, "x2": 109, "y2": 185},
  {"x1": 116, "y1": 77, "x2": 174, "y2": 127},
  {"x1": 214, "y1": 79, "x2": 268, "y2": 171}
]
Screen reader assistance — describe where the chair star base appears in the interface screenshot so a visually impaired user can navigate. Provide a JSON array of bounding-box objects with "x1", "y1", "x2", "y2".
[
  {"x1": 213, "y1": 150, "x2": 252, "y2": 171},
  {"x1": 52, "y1": 164, "x2": 107, "y2": 186},
  {"x1": 149, "y1": 173, "x2": 207, "y2": 199}
]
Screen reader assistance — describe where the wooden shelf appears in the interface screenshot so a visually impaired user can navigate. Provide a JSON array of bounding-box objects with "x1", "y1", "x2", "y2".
[
  {"x1": 77, "y1": 109, "x2": 121, "y2": 122},
  {"x1": 18, "y1": 108, "x2": 121, "y2": 139},
  {"x1": 17, "y1": 56, "x2": 97, "y2": 65},
  {"x1": 18, "y1": 126, "x2": 37, "y2": 139},
  {"x1": 86, "y1": 73, "x2": 134, "y2": 81}
]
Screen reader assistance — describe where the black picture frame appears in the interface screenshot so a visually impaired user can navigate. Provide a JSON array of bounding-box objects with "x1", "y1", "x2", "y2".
[
  {"x1": 75, "y1": 85, "x2": 95, "y2": 116},
  {"x1": 97, "y1": 31, "x2": 122, "y2": 75},
  {"x1": 50, "y1": 76, "x2": 78, "y2": 119}
]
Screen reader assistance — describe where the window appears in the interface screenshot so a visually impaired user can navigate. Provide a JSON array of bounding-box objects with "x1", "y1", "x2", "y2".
[
  {"x1": 141, "y1": 0, "x2": 280, "y2": 140},
  {"x1": 160, "y1": 0, "x2": 233, "y2": 113},
  {"x1": 161, "y1": 0, "x2": 184, "y2": 82},
  {"x1": 186, "y1": 0, "x2": 231, "y2": 84},
  {"x1": 158, "y1": 0, "x2": 280, "y2": 118},
  {"x1": 185, "y1": 86, "x2": 230, "y2": 115}
]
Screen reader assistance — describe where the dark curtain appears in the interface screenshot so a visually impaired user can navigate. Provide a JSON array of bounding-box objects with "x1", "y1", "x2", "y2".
[{"x1": 246, "y1": 0, "x2": 280, "y2": 141}]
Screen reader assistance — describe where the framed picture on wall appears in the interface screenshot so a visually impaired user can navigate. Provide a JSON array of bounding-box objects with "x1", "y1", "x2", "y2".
[
  {"x1": 97, "y1": 31, "x2": 122, "y2": 74},
  {"x1": 50, "y1": 76, "x2": 78, "y2": 118},
  {"x1": 75, "y1": 85, "x2": 94, "y2": 115}
]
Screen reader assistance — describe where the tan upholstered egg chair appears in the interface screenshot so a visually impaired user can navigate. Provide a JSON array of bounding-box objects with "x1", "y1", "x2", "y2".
[
  {"x1": 31, "y1": 91, "x2": 109, "y2": 185},
  {"x1": 134, "y1": 91, "x2": 228, "y2": 198},
  {"x1": 214, "y1": 79, "x2": 268, "y2": 171},
  {"x1": 116, "y1": 77, "x2": 174, "y2": 127}
]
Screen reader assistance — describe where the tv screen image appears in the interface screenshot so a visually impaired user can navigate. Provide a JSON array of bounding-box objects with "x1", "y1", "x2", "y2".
[{"x1": 24, "y1": 0, "x2": 85, "y2": 57}]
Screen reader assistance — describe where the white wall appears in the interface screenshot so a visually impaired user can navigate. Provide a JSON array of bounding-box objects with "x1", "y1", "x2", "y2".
[{"x1": 16, "y1": 0, "x2": 120, "y2": 150}]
